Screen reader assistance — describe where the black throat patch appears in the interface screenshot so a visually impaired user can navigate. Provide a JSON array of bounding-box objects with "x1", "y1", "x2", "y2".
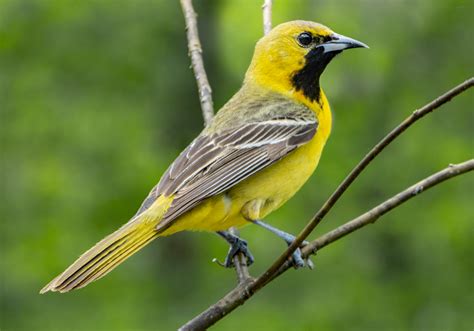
[{"x1": 291, "y1": 47, "x2": 340, "y2": 103}]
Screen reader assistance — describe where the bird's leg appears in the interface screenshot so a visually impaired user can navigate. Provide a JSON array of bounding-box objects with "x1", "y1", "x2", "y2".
[
  {"x1": 251, "y1": 220, "x2": 314, "y2": 269},
  {"x1": 216, "y1": 231, "x2": 255, "y2": 268}
]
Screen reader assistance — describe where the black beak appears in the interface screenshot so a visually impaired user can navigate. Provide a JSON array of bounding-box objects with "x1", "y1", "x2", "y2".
[{"x1": 319, "y1": 33, "x2": 369, "y2": 53}]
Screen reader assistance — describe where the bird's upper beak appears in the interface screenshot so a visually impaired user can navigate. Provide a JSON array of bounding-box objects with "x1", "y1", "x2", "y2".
[{"x1": 320, "y1": 33, "x2": 369, "y2": 53}]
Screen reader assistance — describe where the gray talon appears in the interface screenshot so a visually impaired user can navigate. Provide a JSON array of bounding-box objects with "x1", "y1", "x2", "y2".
[
  {"x1": 251, "y1": 219, "x2": 315, "y2": 269},
  {"x1": 217, "y1": 231, "x2": 254, "y2": 268},
  {"x1": 292, "y1": 248, "x2": 306, "y2": 268},
  {"x1": 224, "y1": 237, "x2": 254, "y2": 267}
]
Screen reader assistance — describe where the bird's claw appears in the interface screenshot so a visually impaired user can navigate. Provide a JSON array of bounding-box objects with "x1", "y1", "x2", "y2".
[
  {"x1": 291, "y1": 247, "x2": 305, "y2": 268},
  {"x1": 211, "y1": 258, "x2": 226, "y2": 267},
  {"x1": 225, "y1": 237, "x2": 254, "y2": 267},
  {"x1": 287, "y1": 240, "x2": 314, "y2": 269},
  {"x1": 215, "y1": 236, "x2": 254, "y2": 268}
]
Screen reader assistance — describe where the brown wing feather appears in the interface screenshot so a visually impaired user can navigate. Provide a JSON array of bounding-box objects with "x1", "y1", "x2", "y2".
[{"x1": 154, "y1": 118, "x2": 317, "y2": 233}]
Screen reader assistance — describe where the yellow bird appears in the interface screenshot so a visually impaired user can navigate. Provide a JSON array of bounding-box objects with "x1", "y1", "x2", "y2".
[{"x1": 41, "y1": 20, "x2": 367, "y2": 293}]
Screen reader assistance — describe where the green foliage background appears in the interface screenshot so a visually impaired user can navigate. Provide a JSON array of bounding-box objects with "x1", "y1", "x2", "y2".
[{"x1": 1, "y1": 0, "x2": 473, "y2": 330}]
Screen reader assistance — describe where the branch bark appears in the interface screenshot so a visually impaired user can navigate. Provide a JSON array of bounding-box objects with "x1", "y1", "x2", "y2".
[
  {"x1": 179, "y1": 160, "x2": 473, "y2": 330},
  {"x1": 180, "y1": 0, "x2": 214, "y2": 126}
]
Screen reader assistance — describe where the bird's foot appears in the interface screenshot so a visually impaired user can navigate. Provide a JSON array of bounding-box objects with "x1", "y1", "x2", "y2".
[
  {"x1": 251, "y1": 220, "x2": 314, "y2": 269},
  {"x1": 216, "y1": 231, "x2": 254, "y2": 268},
  {"x1": 286, "y1": 239, "x2": 314, "y2": 270}
]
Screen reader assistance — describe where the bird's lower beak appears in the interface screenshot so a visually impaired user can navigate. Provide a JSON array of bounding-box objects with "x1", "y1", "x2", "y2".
[{"x1": 320, "y1": 33, "x2": 369, "y2": 53}]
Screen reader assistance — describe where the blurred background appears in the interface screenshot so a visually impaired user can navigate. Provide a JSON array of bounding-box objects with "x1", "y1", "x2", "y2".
[{"x1": 1, "y1": 0, "x2": 473, "y2": 330}]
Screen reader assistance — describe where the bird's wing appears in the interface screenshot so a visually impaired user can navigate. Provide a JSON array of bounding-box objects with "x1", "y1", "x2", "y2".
[{"x1": 135, "y1": 110, "x2": 318, "y2": 233}]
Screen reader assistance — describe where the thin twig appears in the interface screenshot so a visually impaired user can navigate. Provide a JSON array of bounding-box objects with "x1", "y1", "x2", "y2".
[
  {"x1": 179, "y1": 160, "x2": 474, "y2": 330},
  {"x1": 254, "y1": 77, "x2": 474, "y2": 289},
  {"x1": 262, "y1": 0, "x2": 273, "y2": 35},
  {"x1": 180, "y1": 0, "x2": 214, "y2": 126}
]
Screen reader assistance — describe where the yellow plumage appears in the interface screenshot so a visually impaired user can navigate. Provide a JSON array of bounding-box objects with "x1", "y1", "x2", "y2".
[{"x1": 41, "y1": 20, "x2": 366, "y2": 293}]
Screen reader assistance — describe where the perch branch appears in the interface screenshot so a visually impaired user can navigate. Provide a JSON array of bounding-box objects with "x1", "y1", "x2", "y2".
[
  {"x1": 179, "y1": 159, "x2": 473, "y2": 330},
  {"x1": 180, "y1": 0, "x2": 214, "y2": 125}
]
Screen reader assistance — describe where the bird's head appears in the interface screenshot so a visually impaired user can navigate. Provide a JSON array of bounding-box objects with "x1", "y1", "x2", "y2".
[{"x1": 245, "y1": 20, "x2": 368, "y2": 103}]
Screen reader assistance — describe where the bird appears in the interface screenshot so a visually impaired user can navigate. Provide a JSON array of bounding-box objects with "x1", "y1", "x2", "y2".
[{"x1": 40, "y1": 20, "x2": 367, "y2": 293}]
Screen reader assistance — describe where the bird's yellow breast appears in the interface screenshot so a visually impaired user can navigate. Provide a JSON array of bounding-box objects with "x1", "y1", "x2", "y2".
[
  {"x1": 163, "y1": 91, "x2": 331, "y2": 235},
  {"x1": 228, "y1": 90, "x2": 332, "y2": 225}
]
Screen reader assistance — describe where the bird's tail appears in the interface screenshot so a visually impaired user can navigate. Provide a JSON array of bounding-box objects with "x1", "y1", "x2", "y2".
[{"x1": 40, "y1": 196, "x2": 173, "y2": 293}]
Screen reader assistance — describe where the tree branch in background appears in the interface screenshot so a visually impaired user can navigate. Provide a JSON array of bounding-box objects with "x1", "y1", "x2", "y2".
[
  {"x1": 255, "y1": 77, "x2": 474, "y2": 289},
  {"x1": 179, "y1": 160, "x2": 473, "y2": 330},
  {"x1": 262, "y1": 0, "x2": 273, "y2": 35},
  {"x1": 180, "y1": 0, "x2": 214, "y2": 126}
]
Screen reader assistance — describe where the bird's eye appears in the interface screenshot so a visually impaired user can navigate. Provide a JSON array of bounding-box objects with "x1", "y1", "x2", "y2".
[{"x1": 297, "y1": 32, "x2": 313, "y2": 47}]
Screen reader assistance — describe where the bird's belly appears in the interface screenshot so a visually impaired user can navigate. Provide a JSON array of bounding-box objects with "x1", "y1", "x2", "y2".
[{"x1": 163, "y1": 130, "x2": 328, "y2": 234}]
